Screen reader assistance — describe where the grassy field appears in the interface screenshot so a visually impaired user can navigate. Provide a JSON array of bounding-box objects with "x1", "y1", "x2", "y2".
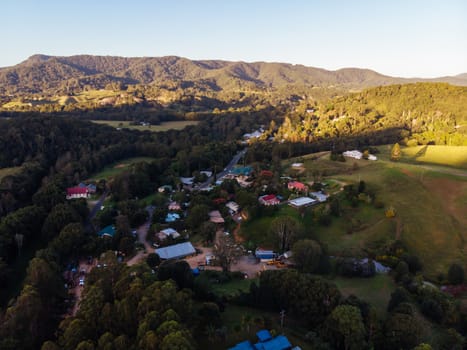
[
  {"x1": 211, "y1": 277, "x2": 257, "y2": 299},
  {"x1": 91, "y1": 120, "x2": 199, "y2": 132},
  {"x1": 331, "y1": 274, "x2": 395, "y2": 317},
  {"x1": 0, "y1": 166, "x2": 23, "y2": 182},
  {"x1": 376, "y1": 145, "x2": 467, "y2": 169},
  {"x1": 89, "y1": 157, "x2": 156, "y2": 181},
  {"x1": 240, "y1": 205, "x2": 315, "y2": 249},
  {"x1": 249, "y1": 150, "x2": 467, "y2": 279}
]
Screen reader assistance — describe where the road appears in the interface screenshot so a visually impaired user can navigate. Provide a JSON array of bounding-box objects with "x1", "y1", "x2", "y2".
[
  {"x1": 198, "y1": 148, "x2": 247, "y2": 190},
  {"x1": 126, "y1": 206, "x2": 154, "y2": 266},
  {"x1": 85, "y1": 189, "x2": 109, "y2": 231}
]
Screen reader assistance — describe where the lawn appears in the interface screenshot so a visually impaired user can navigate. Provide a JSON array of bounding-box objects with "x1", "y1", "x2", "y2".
[
  {"x1": 240, "y1": 205, "x2": 314, "y2": 249},
  {"x1": 91, "y1": 120, "x2": 199, "y2": 132},
  {"x1": 331, "y1": 274, "x2": 396, "y2": 317},
  {"x1": 88, "y1": 157, "x2": 156, "y2": 181},
  {"x1": 376, "y1": 145, "x2": 467, "y2": 169},
  {"x1": 211, "y1": 277, "x2": 257, "y2": 299}
]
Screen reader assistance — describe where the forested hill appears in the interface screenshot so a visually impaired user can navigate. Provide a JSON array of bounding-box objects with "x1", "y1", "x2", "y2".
[
  {"x1": 276, "y1": 83, "x2": 467, "y2": 146},
  {"x1": 1, "y1": 54, "x2": 466, "y2": 96}
]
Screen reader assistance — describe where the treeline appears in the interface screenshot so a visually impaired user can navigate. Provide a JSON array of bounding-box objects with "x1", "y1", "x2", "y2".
[{"x1": 276, "y1": 83, "x2": 467, "y2": 146}]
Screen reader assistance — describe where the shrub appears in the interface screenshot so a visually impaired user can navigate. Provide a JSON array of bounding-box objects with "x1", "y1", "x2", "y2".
[{"x1": 447, "y1": 263, "x2": 464, "y2": 285}]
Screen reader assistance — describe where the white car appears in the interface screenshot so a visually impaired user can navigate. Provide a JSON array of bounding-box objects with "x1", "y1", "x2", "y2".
[{"x1": 79, "y1": 277, "x2": 85, "y2": 287}]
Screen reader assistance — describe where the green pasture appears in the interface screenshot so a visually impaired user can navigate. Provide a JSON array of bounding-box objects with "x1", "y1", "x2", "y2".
[
  {"x1": 89, "y1": 157, "x2": 156, "y2": 181},
  {"x1": 91, "y1": 120, "x2": 199, "y2": 132},
  {"x1": 331, "y1": 274, "x2": 396, "y2": 317},
  {"x1": 376, "y1": 144, "x2": 467, "y2": 169}
]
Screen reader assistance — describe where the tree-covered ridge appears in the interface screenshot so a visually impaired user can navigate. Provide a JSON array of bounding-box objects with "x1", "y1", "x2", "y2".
[
  {"x1": 276, "y1": 83, "x2": 467, "y2": 146},
  {"x1": 1, "y1": 54, "x2": 467, "y2": 98}
]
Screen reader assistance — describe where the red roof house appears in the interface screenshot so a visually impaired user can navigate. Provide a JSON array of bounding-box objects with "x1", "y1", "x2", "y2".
[
  {"x1": 288, "y1": 181, "x2": 307, "y2": 192},
  {"x1": 260, "y1": 170, "x2": 274, "y2": 177},
  {"x1": 66, "y1": 187, "x2": 90, "y2": 200},
  {"x1": 258, "y1": 194, "x2": 280, "y2": 206}
]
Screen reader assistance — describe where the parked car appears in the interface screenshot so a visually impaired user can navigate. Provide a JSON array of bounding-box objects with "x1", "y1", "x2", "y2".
[{"x1": 79, "y1": 277, "x2": 85, "y2": 287}]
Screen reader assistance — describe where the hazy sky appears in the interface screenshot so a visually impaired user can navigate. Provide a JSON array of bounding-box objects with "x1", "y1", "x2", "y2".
[{"x1": 2, "y1": 0, "x2": 466, "y2": 77}]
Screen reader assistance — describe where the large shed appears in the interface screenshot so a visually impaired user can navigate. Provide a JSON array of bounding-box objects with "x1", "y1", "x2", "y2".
[{"x1": 155, "y1": 242, "x2": 196, "y2": 260}]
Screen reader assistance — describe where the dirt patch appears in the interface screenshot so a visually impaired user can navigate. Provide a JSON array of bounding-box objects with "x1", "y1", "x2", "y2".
[
  {"x1": 114, "y1": 163, "x2": 128, "y2": 169},
  {"x1": 400, "y1": 168, "x2": 415, "y2": 177}
]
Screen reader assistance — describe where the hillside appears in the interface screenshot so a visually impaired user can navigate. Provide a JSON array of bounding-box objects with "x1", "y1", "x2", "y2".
[
  {"x1": 1, "y1": 54, "x2": 466, "y2": 97},
  {"x1": 276, "y1": 83, "x2": 467, "y2": 146}
]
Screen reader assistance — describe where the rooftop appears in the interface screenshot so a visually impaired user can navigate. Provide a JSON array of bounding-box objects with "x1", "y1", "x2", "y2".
[
  {"x1": 98, "y1": 225, "x2": 116, "y2": 238},
  {"x1": 288, "y1": 197, "x2": 316, "y2": 207},
  {"x1": 155, "y1": 242, "x2": 196, "y2": 260}
]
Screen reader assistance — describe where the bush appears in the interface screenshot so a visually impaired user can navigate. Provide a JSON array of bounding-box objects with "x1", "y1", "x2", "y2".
[
  {"x1": 385, "y1": 206, "x2": 396, "y2": 218},
  {"x1": 447, "y1": 263, "x2": 464, "y2": 285}
]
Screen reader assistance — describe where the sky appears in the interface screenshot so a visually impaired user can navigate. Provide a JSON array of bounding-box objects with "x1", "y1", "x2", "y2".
[{"x1": 1, "y1": 0, "x2": 466, "y2": 77}]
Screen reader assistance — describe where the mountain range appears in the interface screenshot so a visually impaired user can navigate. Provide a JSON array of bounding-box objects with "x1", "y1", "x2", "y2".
[{"x1": 1, "y1": 54, "x2": 466, "y2": 96}]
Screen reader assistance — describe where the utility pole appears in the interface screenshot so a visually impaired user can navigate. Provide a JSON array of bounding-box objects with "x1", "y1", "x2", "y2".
[{"x1": 280, "y1": 310, "x2": 285, "y2": 331}]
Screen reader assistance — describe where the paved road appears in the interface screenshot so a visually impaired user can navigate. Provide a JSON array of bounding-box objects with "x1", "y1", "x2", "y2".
[
  {"x1": 85, "y1": 189, "x2": 109, "y2": 231},
  {"x1": 198, "y1": 148, "x2": 247, "y2": 190}
]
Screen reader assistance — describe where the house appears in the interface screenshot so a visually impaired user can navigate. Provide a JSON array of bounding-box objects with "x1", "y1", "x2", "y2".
[
  {"x1": 343, "y1": 150, "x2": 378, "y2": 161},
  {"x1": 226, "y1": 201, "x2": 240, "y2": 214},
  {"x1": 98, "y1": 225, "x2": 116, "y2": 238},
  {"x1": 255, "y1": 248, "x2": 275, "y2": 261},
  {"x1": 243, "y1": 129, "x2": 264, "y2": 140},
  {"x1": 168, "y1": 202, "x2": 181, "y2": 211},
  {"x1": 165, "y1": 212, "x2": 180, "y2": 223},
  {"x1": 236, "y1": 176, "x2": 253, "y2": 188},
  {"x1": 258, "y1": 194, "x2": 280, "y2": 206},
  {"x1": 209, "y1": 210, "x2": 225, "y2": 224},
  {"x1": 343, "y1": 150, "x2": 363, "y2": 159},
  {"x1": 79, "y1": 182, "x2": 96, "y2": 194},
  {"x1": 66, "y1": 187, "x2": 90, "y2": 199},
  {"x1": 310, "y1": 191, "x2": 328, "y2": 202},
  {"x1": 288, "y1": 196, "x2": 316, "y2": 208},
  {"x1": 287, "y1": 181, "x2": 307, "y2": 192},
  {"x1": 200, "y1": 170, "x2": 212, "y2": 178},
  {"x1": 158, "y1": 185, "x2": 173, "y2": 193},
  {"x1": 231, "y1": 166, "x2": 252, "y2": 176},
  {"x1": 229, "y1": 330, "x2": 295, "y2": 350},
  {"x1": 180, "y1": 177, "x2": 194, "y2": 186},
  {"x1": 213, "y1": 197, "x2": 227, "y2": 205},
  {"x1": 260, "y1": 170, "x2": 273, "y2": 177},
  {"x1": 155, "y1": 242, "x2": 196, "y2": 260},
  {"x1": 157, "y1": 228, "x2": 181, "y2": 240}
]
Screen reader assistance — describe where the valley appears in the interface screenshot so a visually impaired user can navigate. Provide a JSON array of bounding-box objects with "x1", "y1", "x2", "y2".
[{"x1": 0, "y1": 56, "x2": 466, "y2": 350}]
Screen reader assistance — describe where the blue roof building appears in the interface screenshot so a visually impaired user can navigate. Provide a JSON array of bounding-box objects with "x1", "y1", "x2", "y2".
[
  {"x1": 229, "y1": 330, "x2": 295, "y2": 350},
  {"x1": 232, "y1": 166, "x2": 253, "y2": 176},
  {"x1": 165, "y1": 212, "x2": 181, "y2": 223},
  {"x1": 98, "y1": 225, "x2": 115, "y2": 238}
]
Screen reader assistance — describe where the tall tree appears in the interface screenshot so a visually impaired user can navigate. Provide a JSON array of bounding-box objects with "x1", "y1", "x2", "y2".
[
  {"x1": 292, "y1": 239, "x2": 322, "y2": 273},
  {"x1": 390, "y1": 143, "x2": 401, "y2": 161},
  {"x1": 270, "y1": 216, "x2": 302, "y2": 252},
  {"x1": 213, "y1": 234, "x2": 244, "y2": 273},
  {"x1": 324, "y1": 305, "x2": 367, "y2": 350}
]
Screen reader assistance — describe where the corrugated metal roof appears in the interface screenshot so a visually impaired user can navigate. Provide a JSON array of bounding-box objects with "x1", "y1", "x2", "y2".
[{"x1": 155, "y1": 242, "x2": 196, "y2": 260}]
